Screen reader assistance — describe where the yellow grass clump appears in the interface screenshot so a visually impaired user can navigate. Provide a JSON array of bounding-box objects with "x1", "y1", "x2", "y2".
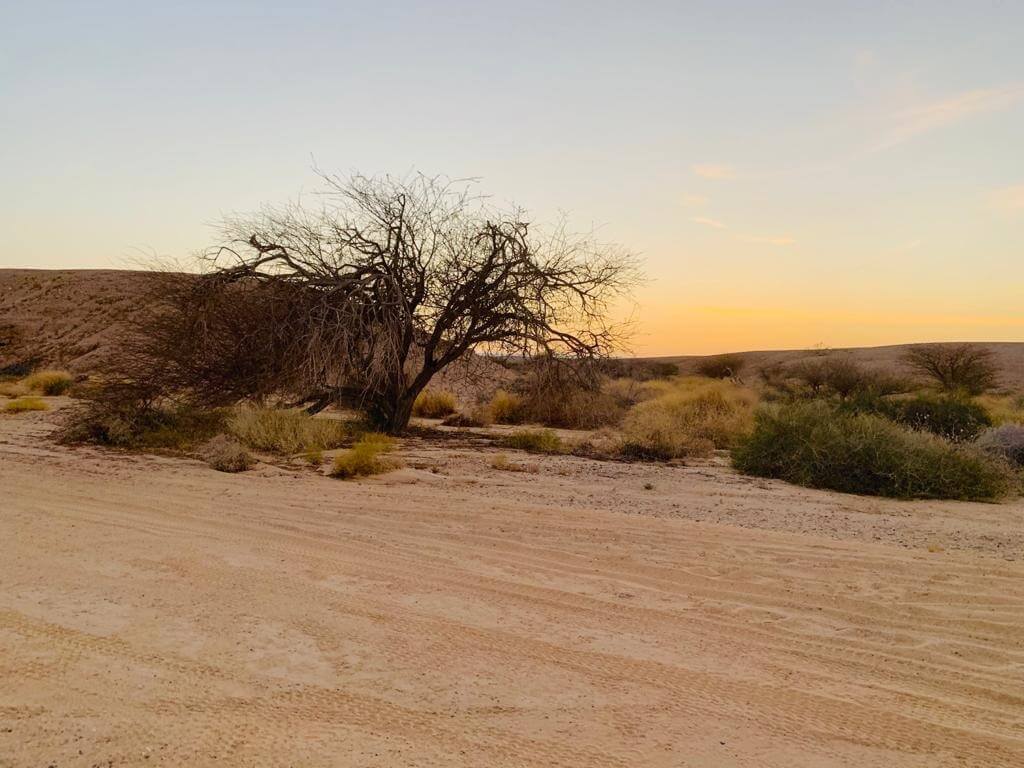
[
  {"x1": 412, "y1": 389, "x2": 459, "y2": 418},
  {"x1": 975, "y1": 393, "x2": 1024, "y2": 425},
  {"x1": 0, "y1": 380, "x2": 28, "y2": 398},
  {"x1": 24, "y1": 369, "x2": 74, "y2": 396},
  {"x1": 619, "y1": 377, "x2": 758, "y2": 460},
  {"x1": 500, "y1": 428, "x2": 566, "y2": 454},
  {"x1": 3, "y1": 396, "x2": 49, "y2": 413},
  {"x1": 330, "y1": 433, "x2": 398, "y2": 479},
  {"x1": 489, "y1": 389, "x2": 526, "y2": 424},
  {"x1": 228, "y1": 406, "x2": 349, "y2": 455}
]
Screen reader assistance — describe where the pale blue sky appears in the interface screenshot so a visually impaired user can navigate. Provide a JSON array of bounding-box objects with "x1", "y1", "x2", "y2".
[{"x1": 3, "y1": 1, "x2": 1022, "y2": 353}]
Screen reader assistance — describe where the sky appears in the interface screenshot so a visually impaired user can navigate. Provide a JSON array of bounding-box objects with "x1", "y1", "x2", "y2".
[{"x1": 2, "y1": 1, "x2": 1022, "y2": 355}]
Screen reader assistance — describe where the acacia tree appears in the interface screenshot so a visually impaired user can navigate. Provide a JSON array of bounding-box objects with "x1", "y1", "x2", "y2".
[
  {"x1": 143, "y1": 173, "x2": 637, "y2": 433},
  {"x1": 903, "y1": 343, "x2": 998, "y2": 395}
]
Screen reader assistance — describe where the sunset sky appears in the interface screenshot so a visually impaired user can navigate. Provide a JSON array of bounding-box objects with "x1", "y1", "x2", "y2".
[{"x1": 4, "y1": 1, "x2": 1022, "y2": 355}]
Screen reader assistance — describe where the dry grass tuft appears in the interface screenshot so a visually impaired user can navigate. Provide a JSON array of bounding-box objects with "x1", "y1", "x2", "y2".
[
  {"x1": 412, "y1": 389, "x2": 459, "y2": 418},
  {"x1": 618, "y1": 377, "x2": 757, "y2": 460},
  {"x1": 24, "y1": 369, "x2": 74, "y2": 396},
  {"x1": 4, "y1": 396, "x2": 49, "y2": 413},
  {"x1": 228, "y1": 406, "x2": 349, "y2": 455},
  {"x1": 330, "y1": 433, "x2": 398, "y2": 479},
  {"x1": 0, "y1": 379, "x2": 28, "y2": 398},
  {"x1": 500, "y1": 428, "x2": 565, "y2": 454},
  {"x1": 490, "y1": 453, "x2": 539, "y2": 473},
  {"x1": 489, "y1": 389, "x2": 526, "y2": 424},
  {"x1": 202, "y1": 435, "x2": 254, "y2": 473}
]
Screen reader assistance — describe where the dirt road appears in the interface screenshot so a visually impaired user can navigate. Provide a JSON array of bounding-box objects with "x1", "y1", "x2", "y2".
[{"x1": 2, "y1": 407, "x2": 1023, "y2": 766}]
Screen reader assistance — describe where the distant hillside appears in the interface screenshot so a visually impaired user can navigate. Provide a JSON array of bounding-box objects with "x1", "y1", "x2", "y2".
[
  {"x1": 0, "y1": 269, "x2": 156, "y2": 373},
  {"x1": 2, "y1": 269, "x2": 1022, "y2": 390},
  {"x1": 659, "y1": 343, "x2": 1024, "y2": 391}
]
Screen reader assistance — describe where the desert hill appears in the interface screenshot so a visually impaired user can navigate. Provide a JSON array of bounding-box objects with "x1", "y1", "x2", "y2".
[{"x1": 2, "y1": 268, "x2": 1022, "y2": 388}]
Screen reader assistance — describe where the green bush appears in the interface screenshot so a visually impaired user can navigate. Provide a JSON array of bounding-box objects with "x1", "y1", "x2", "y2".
[
  {"x1": 500, "y1": 428, "x2": 565, "y2": 454},
  {"x1": 894, "y1": 394, "x2": 991, "y2": 442},
  {"x1": 733, "y1": 401, "x2": 1015, "y2": 501}
]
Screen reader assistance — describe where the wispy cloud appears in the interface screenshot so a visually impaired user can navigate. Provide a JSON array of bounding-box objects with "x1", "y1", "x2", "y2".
[
  {"x1": 680, "y1": 193, "x2": 707, "y2": 207},
  {"x1": 692, "y1": 164, "x2": 736, "y2": 180},
  {"x1": 692, "y1": 216, "x2": 726, "y2": 229},
  {"x1": 869, "y1": 84, "x2": 1024, "y2": 152},
  {"x1": 737, "y1": 234, "x2": 795, "y2": 246},
  {"x1": 991, "y1": 184, "x2": 1024, "y2": 211}
]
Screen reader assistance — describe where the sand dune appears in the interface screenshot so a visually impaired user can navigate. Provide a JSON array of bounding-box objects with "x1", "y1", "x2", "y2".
[{"x1": 2, "y1": 404, "x2": 1023, "y2": 766}]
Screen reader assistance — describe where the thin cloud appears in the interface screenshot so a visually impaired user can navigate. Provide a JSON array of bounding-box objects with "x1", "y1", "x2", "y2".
[
  {"x1": 692, "y1": 164, "x2": 736, "y2": 180},
  {"x1": 680, "y1": 193, "x2": 707, "y2": 207},
  {"x1": 869, "y1": 84, "x2": 1024, "y2": 152},
  {"x1": 693, "y1": 216, "x2": 726, "y2": 229}
]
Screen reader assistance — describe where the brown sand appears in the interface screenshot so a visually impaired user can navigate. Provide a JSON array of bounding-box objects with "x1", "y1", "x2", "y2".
[{"x1": 2, "y1": 403, "x2": 1023, "y2": 766}]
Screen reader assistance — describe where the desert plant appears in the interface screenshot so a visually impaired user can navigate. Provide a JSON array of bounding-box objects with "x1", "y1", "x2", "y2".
[
  {"x1": 24, "y1": 369, "x2": 74, "y2": 396},
  {"x1": 975, "y1": 424, "x2": 1024, "y2": 468},
  {"x1": 787, "y1": 357, "x2": 908, "y2": 400},
  {"x1": 733, "y1": 401, "x2": 1015, "y2": 500},
  {"x1": 330, "y1": 433, "x2": 397, "y2": 479},
  {"x1": 59, "y1": 399, "x2": 225, "y2": 449},
  {"x1": 695, "y1": 353, "x2": 745, "y2": 380},
  {"x1": 894, "y1": 394, "x2": 992, "y2": 442},
  {"x1": 618, "y1": 379, "x2": 756, "y2": 460},
  {"x1": 227, "y1": 406, "x2": 349, "y2": 455},
  {"x1": 441, "y1": 406, "x2": 491, "y2": 428},
  {"x1": 489, "y1": 389, "x2": 527, "y2": 424},
  {"x1": 3, "y1": 396, "x2": 48, "y2": 413},
  {"x1": 115, "y1": 172, "x2": 637, "y2": 434},
  {"x1": 202, "y1": 435, "x2": 254, "y2": 473},
  {"x1": 490, "y1": 453, "x2": 539, "y2": 473},
  {"x1": 516, "y1": 363, "x2": 625, "y2": 429},
  {"x1": 500, "y1": 428, "x2": 565, "y2": 454},
  {"x1": 904, "y1": 343, "x2": 998, "y2": 395},
  {"x1": 975, "y1": 393, "x2": 1024, "y2": 425},
  {"x1": 412, "y1": 389, "x2": 458, "y2": 419}
]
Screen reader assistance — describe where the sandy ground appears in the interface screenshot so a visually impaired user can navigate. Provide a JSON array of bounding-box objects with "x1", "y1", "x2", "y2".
[{"x1": 2, "y1": 403, "x2": 1024, "y2": 767}]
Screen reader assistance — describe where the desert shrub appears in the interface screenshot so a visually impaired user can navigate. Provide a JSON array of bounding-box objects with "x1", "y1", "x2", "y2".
[
  {"x1": 732, "y1": 401, "x2": 1015, "y2": 500},
  {"x1": 227, "y1": 406, "x2": 349, "y2": 455},
  {"x1": 3, "y1": 396, "x2": 48, "y2": 413},
  {"x1": 515, "y1": 365, "x2": 625, "y2": 429},
  {"x1": 695, "y1": 353, "x2": 745, "y2": 380},
  {"x1": 60, "y1": 399, "x2": 225, "y2": 449},
  {"x1": 24, "y1": 369, "x2": 74, "y2": 396},
  {"x1": 330, "y1": 433, "x2": 397, "y2": 479},
  {"x1": 202, "y1": 435, "x2": 254, "y2": 473},
  {"x1": 894, "y1": 394, "x2": 992, "y2": 442},
  {"x1": 500, "y1": 428, "x2": 565, "y2": 454},
  {"x1": 489, "y1": 389, "x2": 527, "y2": 424},
  {"x1": 976, "y1": 424, "x2": 1024, "y2": 468},
  {"x1": 618, "y1": 378, "x2": 756, "y2": 460},
  {"x1": 975, "y1": 393, "x2": 1024, "y2": 425},
  {"x1": 304, "y1": 449, "x2": 325, "y2": 466},
  {"x1": 412, "y1": 389, "x2": 458, "y2": 418},
  {"x1": 904, "y1": 343, "x2": 998, "y2": 395},
  {"x1": 441, "y1": 406, "x2": 491, "y2": 428},
  {"x1": 787, "y1": 357, "x2": 908, "y2": 400}
]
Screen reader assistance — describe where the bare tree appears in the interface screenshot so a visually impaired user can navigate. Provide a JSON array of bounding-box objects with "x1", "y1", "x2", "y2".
[
  {"x1": 903, "y1": 343, "x2": 998, "y2": 395},
  {"x1": 131, "y1": 173, "x2": 638, "y2": 433}
]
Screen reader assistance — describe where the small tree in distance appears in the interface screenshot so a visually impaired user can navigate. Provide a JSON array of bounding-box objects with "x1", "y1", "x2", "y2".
[
  {"x1": 903, "y1": 343, "x2": 998, "y2": 395},
  {"x1": 130, "y1": 172, "x2": 639, "y2": 433}
]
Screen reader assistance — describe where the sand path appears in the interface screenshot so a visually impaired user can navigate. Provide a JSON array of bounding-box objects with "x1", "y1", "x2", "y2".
[{"x1": 2, "y1": 407, "x2": 1023, "y2": 766}]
